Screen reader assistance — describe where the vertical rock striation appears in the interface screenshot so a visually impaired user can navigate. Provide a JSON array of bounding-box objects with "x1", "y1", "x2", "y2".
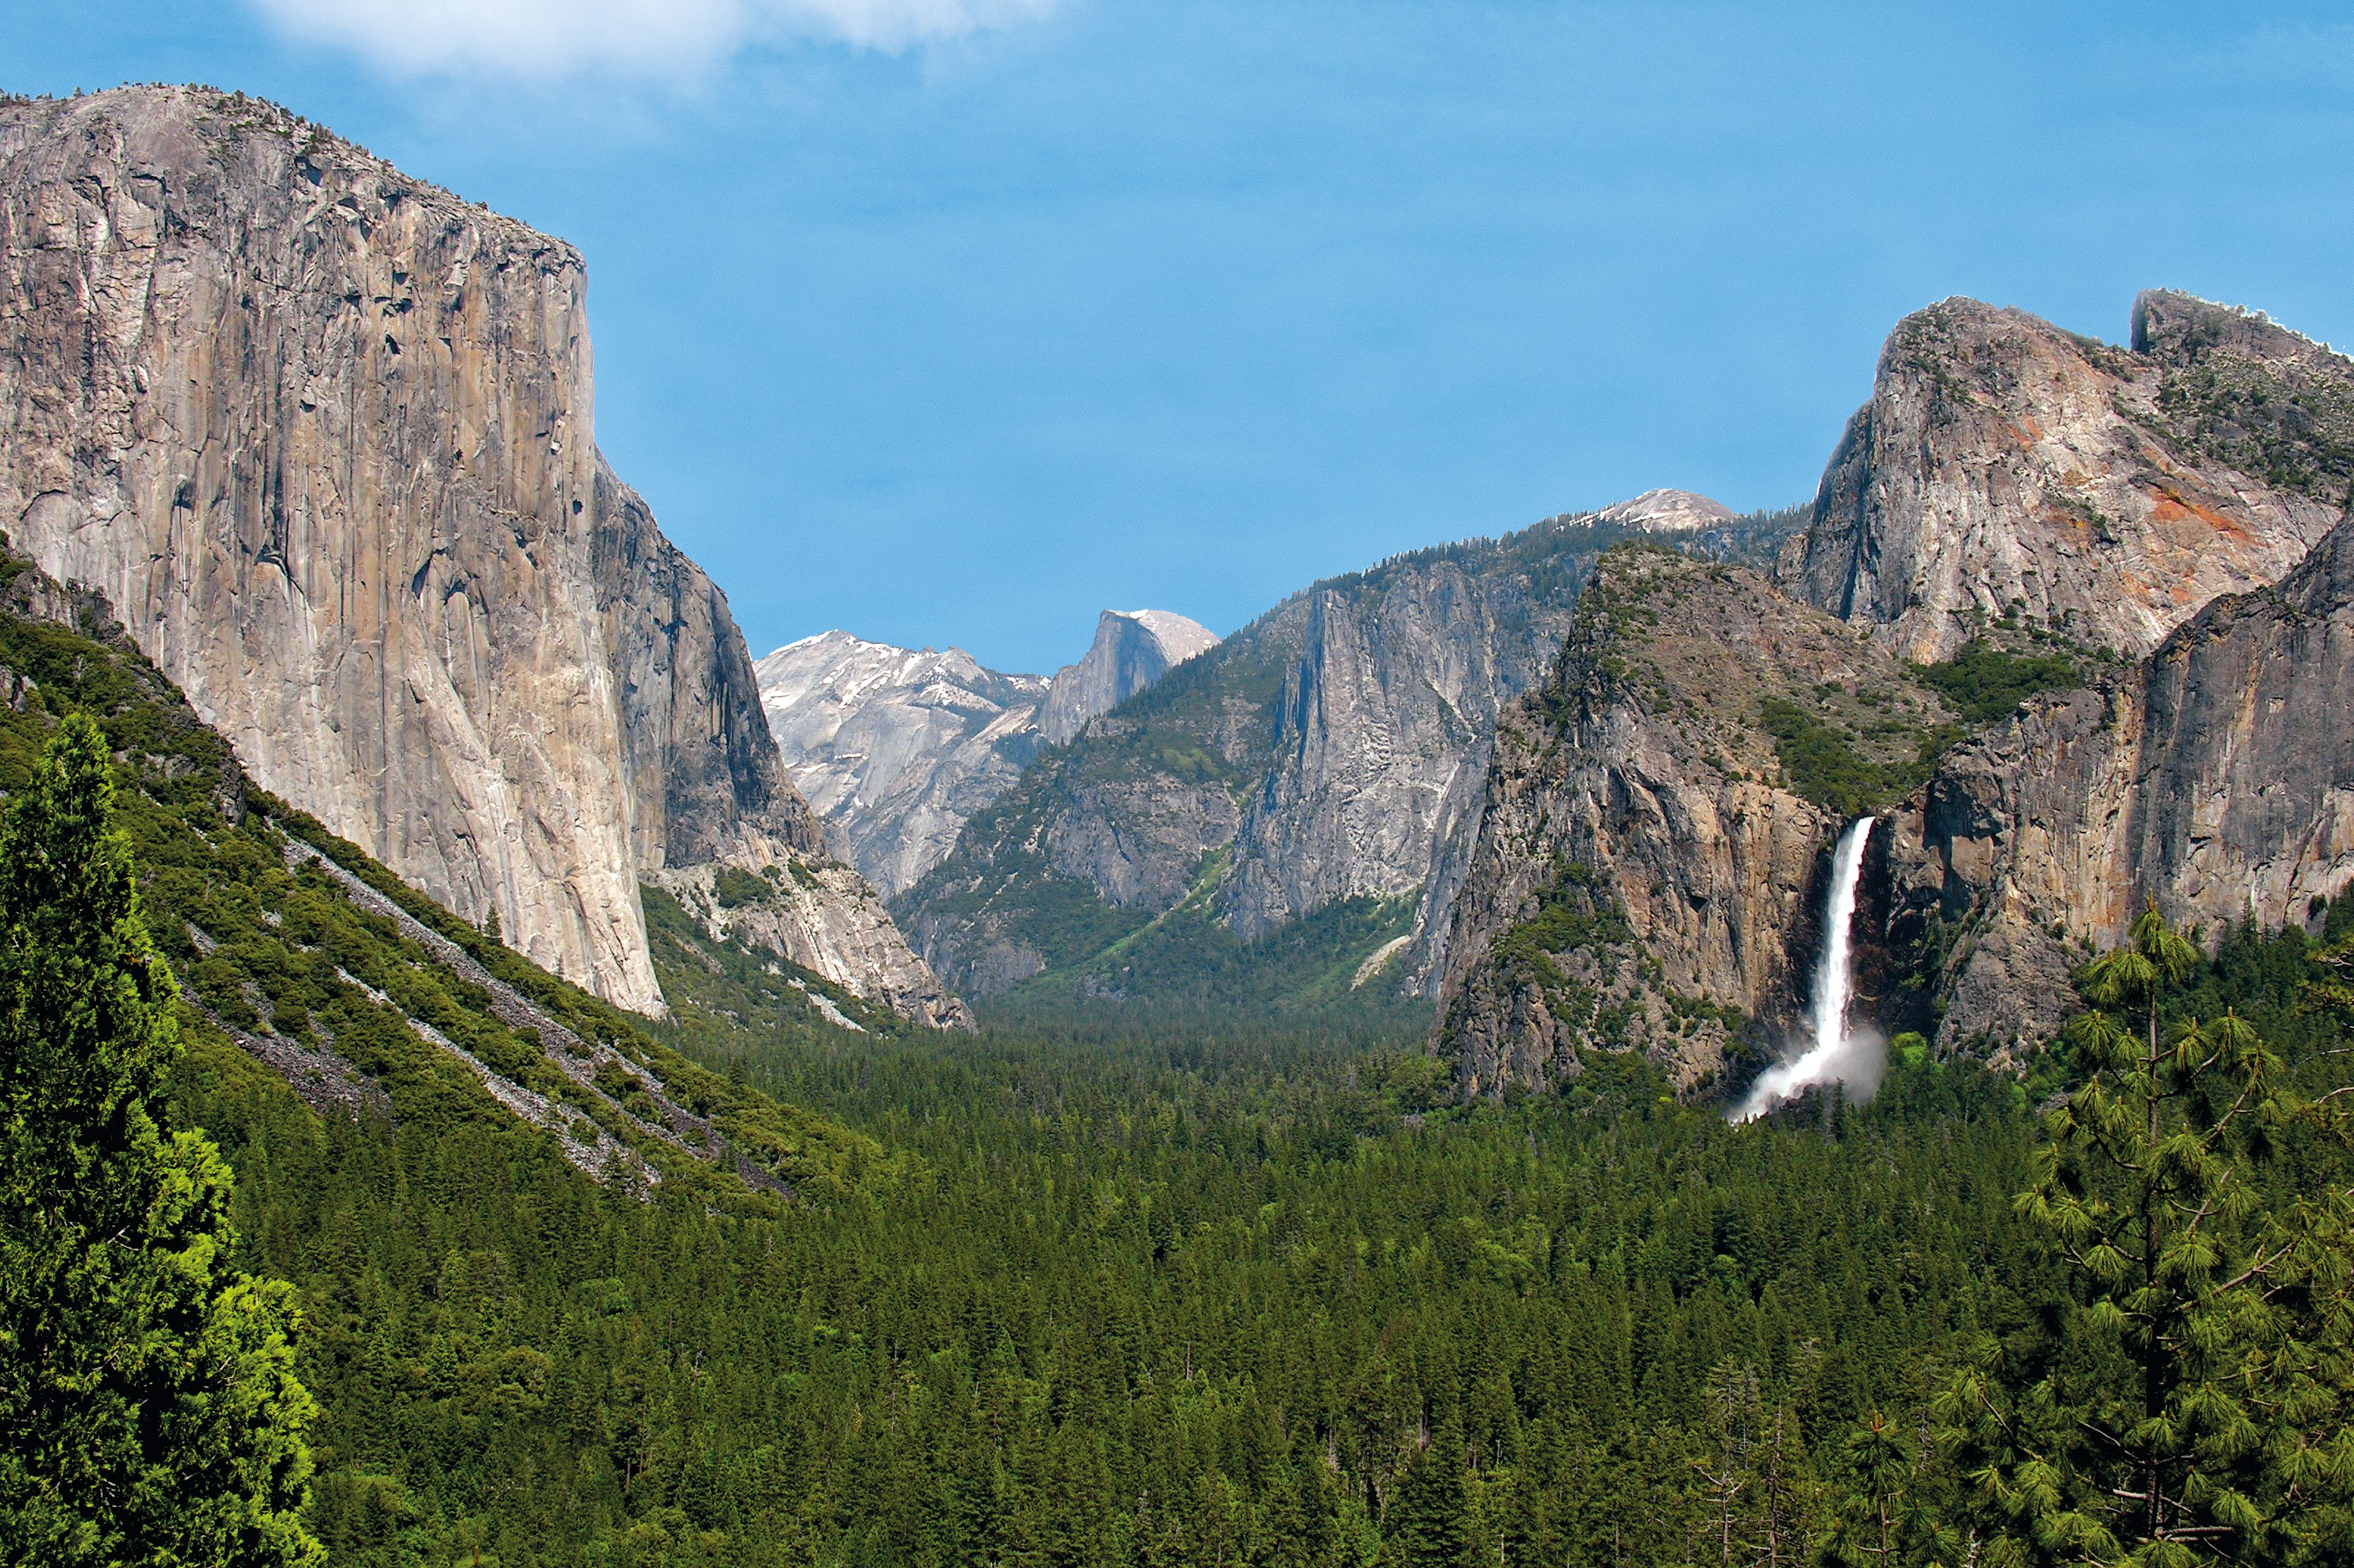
[
  {"x1": 1430, "y1": 546, "x2": 1956, "y2": 1096},
  {"x1": 1883, "y1": 513, "x2": 2354, "y2": 1061},
  {"x1": 592, "y1": 461, "x2": 828, "y2": 873},
  {"x1": 896, "y1": 501, "x2": 1798, "y2": 1003},
  {"x1": 0, "y1": 85, "x2": 961, "y2": 1024},
  {"x1": 1225, "y1": 560, "x2": 1554, "y2": 942}
]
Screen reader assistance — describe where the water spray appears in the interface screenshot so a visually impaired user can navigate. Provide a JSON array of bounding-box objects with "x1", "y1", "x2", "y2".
[{"x1": 1736, "y1": 816, "x2": 1884, "y2": 1123}]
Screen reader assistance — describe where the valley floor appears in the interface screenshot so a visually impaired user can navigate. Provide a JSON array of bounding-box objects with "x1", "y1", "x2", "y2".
[{"x1": 195, "y1": 903, "x2": 2354, "y2": 1566}]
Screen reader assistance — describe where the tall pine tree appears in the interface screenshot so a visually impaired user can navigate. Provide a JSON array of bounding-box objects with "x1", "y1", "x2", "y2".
[
  {"x1": 1935, "y1": 908, "x2": 2353, "y2": 1566},
  {"x1": 1383, "y1": 1421, "x2": 1470, "y2": 1568},
  {"x1": 0, "y1": 713, "x2": 318, "y2": 1566}
]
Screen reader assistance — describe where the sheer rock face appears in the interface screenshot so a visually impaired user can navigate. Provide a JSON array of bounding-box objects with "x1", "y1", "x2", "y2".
[
  {"x1": 1431, "y1": 548, "x2": 1954, "y2": 1096},
  {"x1": 1435, "y1": 294, "x2": 2354, "y2": 1094},
  {"x1": 1037, "y1": 609, "x2": 1218, "y2": 745},
  {"x1": 1225, "y1": 560, "x2": 1565, "y2": 943},
  {"x1": 905, "y1": 551, "x2": 1576, "y2": 997},
  {"x1": 0, "y1": 85, "x2": 959, "y2": 1024},
  {"x1": 1783, "y1": 293, "x2": 2348, "y2": 661},
  {"x1": 593, "y1": 462, "x2": 830, "y2": 876},
  {"x1": 1882, "y1": 513, "x2": 2354, "y2": 1061},
  {"x1": 756, "y1": 631, "x2": 1050, "y2": 899}
]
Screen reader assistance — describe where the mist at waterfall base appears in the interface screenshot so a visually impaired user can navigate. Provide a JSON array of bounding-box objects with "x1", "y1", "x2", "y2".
[{"x1": 1735, "y1": 816, "x2": 1887, "y2": 1124}]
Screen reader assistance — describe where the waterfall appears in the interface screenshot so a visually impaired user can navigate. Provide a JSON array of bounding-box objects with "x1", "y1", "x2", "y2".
[{"x1": 1736, "y1": 816, "x2": 1882, "y2": 1123}]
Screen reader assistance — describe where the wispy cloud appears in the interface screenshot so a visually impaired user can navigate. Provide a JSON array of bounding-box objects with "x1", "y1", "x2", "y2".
[{"x1": 246, "y1": 0, "x2": 1062, "y2": 78}]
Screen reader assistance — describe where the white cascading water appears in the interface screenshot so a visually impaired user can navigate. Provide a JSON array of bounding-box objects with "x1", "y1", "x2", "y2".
[{"x1": 1736, "y1": 815, "x2": 1883, "y2": 1123}]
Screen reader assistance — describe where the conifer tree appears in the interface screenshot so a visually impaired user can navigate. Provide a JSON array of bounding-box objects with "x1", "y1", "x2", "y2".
[
  {"x1": 1935, "y1": 907, "x2": 2352, "y2": 1566},
  {"x1": 1820, "y1": 1410, "x2": 1951, "y2": 1568},
  {"x1": 0, "y1": 714, "x2": 318, "y2": 1566},
  {"x1": 1383, "y1": 1424, "x2": 1470, "y2": 1568}
]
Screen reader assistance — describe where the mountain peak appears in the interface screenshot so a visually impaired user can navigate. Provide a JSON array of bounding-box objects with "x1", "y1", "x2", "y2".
[
  {"x1": 1783, "y1": 291, "x2": 2350, "y2": 660},
  {"x1": 1589, "y1": 489, "x2": 1738, "y2": 533},
  {"x1": 2130, "y1": 288, "x2": 2354, "y2": 373},
  {"x1": 1113, "y1": 608, "x2": 1222, "y2": 664},
  {"x1": 1038, "y1": 609, "x2": 1220, "y2": 745}
]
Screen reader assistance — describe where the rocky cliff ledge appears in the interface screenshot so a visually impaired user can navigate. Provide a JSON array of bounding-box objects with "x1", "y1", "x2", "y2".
[
  {"x1": 0, "y1": 85, "x2": 961, "y2": 1024},
  {"x1": 1882, "y1": 512, "x2": 2354, "y2": 1062}
]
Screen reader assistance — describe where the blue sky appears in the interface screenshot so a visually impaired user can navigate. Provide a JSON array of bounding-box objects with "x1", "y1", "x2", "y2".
[{"x1": 9, "y1": 2, "x2": 2352, "y2": 673}]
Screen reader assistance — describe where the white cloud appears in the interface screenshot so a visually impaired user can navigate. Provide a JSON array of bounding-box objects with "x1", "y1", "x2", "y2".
[{"x1": 248, "y1": 0, "x2": 1061, "y2": 78}]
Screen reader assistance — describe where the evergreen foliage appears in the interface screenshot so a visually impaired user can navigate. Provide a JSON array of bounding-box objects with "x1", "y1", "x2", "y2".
[
  {"x1": 1912, "y1": 641, "x2": 2086, "y2": 727},
  {"x1": 1931, "y1": 909, "x2": 2354, "y2": 1566},
  {"x1": 1755, "y1": 695, "x2": 1948, "y2": 821},
  {"x1": 0, "y1": 715, "x2": 318, "y2": 1566},
  {"x1": 2, "y1": 552, "x2": 2350, "y2": 1566},
  {"x1": 989, "y1": 873, "x2": 1425, "y2": 1037}
]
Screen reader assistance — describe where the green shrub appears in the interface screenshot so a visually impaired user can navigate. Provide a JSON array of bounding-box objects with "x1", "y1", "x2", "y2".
[
  {"x1": 712, "y1": 866, "x2": 770, "y2": 909},
  {"x1": 1913, "y1": 640, "x2": 2083, "y2": 725},
  {"x1": 1756, "y1": 696, "x2": 1925, "y2": 818}
]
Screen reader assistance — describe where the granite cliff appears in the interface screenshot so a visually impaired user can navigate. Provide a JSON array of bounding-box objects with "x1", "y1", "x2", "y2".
[
  {"x1": 1430, "y1": 545, "x2": 1959, "y2": 1096},
  {"x1": 1784, "y1": 291, "x2": 2350, "y2": 661},
  {"x1": 756, "y1": 631, "x2": 1051, "y2": 898},
  {"x1": 0, "y1": 85, "x2": 962, "y2": 1026},
  {"x1": 1037, "y1": 608, "x2": 1219, "y2": 745},
  {"x1": 0, "y1": 536, "x2": 892, "y2": 1196},
  {"x1": 1880, "y1": 510, "x2": 2354, "y2": 1062}
]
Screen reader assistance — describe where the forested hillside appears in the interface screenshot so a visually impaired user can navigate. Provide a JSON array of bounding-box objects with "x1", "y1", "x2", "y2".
[
  {"x1": 0, "y1": 546, "x2": 894, "y2": 1206},
  {"x1": 2, "y1": 70, "x2": 2349, "y2": 1568}
]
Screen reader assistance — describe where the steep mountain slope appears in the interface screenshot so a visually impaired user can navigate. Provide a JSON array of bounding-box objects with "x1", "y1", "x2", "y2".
[
  {"x1": 757, "y1": 610, "x2": 1214, "y2": 900},
  {"x1": 0, "y1": 540, "x2": 894, "y2": 1201},
  {"x1": 1783, "y1": 291, "x2": 2350, "y2": 661},
  {"x1": 898, "y1": 497, "x2": 1801, "y2": 1011},
  {"x1": 0, "y1": 85, "x2": 959, "y2": 1026},
  {"x1": 1436, "y1": 291, "x2": 2354, "y2": 1098},
  {"x1": 756, "y1": 631, "x2": 1051, "y2": 896}
]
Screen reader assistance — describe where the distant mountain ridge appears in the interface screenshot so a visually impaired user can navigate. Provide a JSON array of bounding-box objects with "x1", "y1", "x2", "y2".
[
  {"x1": 1588, "y1": 488, "x2": 1739, "y2": 533},
  {"x1": 757, "y1": 607, "x2": 1218, "y2": 899},
  {"x1": 756, "y1": 631, "x2": 1053, "y2": 898}
]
